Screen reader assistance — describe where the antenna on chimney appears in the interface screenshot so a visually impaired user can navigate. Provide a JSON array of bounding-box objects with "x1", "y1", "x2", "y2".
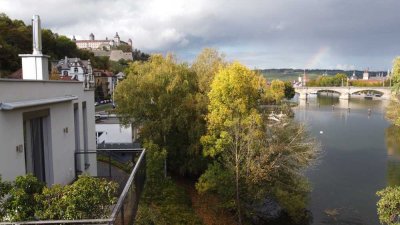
[
  {"x1": 32, "y1": 15, "x2": 42, "y2": 55},
  {"x1": 19, "y1": 15, "x2": 50, "y2": 80}
]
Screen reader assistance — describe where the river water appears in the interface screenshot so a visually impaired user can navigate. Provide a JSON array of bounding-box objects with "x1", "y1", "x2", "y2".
[{"x1": 293, "y1": 94, "x2": 400, "y2": 225}]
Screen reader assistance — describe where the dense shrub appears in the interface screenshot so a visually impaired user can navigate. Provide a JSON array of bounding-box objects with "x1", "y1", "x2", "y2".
[{"x1": 0, "y1": 174, "x2": 118, "y2": 222}]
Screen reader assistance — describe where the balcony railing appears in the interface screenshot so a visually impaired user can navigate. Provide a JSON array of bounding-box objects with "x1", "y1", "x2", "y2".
[{"x1": 0, "y1": 148, "x2": 146, "y2": 225}]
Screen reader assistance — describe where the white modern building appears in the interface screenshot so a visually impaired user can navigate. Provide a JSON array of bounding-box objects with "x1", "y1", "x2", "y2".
[
  {"x1": 0, "y1": 15, "x2": 96, "y2": 185},
  {"x1": 96, "y1": 117, "x2": 139, "y2": 145}
]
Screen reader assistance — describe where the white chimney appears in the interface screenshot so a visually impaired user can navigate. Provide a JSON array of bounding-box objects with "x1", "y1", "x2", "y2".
[{"x1": 19, "y1": 15, "x2": 50, "y2": 80}]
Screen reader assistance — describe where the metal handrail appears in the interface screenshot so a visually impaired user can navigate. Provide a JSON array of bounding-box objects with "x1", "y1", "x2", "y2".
[
  {"x1": 110, "y1": 148, "x2": 145, "y2": 221},
  {"x1": 0, "y1": 218, "x2": 113, "y2": 225},
  {"x1": 1, "y1": 148, "x2": 146, "y2": 225}
]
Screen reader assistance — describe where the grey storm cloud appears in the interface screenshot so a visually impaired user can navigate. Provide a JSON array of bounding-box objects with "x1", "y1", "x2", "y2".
[{"x1": 2, "y1": 0, "x2": 400, "y2": 70}]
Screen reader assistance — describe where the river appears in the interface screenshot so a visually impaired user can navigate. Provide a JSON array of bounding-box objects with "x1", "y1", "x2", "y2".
[{"x1": 293, "y1": 93, "x2": 400, "y2": 225}]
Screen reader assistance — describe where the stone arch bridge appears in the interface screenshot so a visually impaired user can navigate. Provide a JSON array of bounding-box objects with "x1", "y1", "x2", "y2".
[{"x1": 295, "y1": 86, "x2": 392, "y2": 100}]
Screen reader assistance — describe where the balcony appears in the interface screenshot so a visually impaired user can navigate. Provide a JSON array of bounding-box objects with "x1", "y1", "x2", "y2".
[{"x1": 0, "y1": 148, "x2": 146, "y2": 225}]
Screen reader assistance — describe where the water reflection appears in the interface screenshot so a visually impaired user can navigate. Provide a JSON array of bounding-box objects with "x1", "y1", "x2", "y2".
[{"x1": 293, "y1": 94, "x2": 396, "y2": 225}]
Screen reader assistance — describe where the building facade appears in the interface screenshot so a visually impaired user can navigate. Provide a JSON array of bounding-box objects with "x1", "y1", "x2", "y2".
[
  {"x1": 54, "y1": 57, "x2": 94, "y2": 85},
  {"x1": 94, "y1": 70, "x2": 116, "y2": 100},
  {"x1": 0, "y1": 15, "x2": 96, "y2": 185}
]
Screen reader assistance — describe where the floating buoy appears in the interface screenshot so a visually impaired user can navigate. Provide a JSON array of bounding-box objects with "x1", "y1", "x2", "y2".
[{"x1": 320, "y1": 131, "x2": 324, "y2": 134}]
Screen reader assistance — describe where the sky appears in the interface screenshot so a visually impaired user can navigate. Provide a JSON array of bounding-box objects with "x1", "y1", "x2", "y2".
[{"x1": 1, "y1": 0, "x2": 400, "y2": 71}]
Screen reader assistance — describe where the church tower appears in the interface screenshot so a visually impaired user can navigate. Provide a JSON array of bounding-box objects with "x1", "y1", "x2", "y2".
[
  {"x1": 114, "y1": 32, "x2": 120, "y2": 46},
  {"x1": 363, "y1": 68, "x2": 369, "y2": 80}
]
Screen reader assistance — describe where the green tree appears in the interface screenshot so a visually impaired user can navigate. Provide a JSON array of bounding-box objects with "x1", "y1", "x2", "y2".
[
  {"x1": 114, "y1": 54, "x2": 204, "y2": 176},
  {"x1": 198, "y1": 62, "x2": 318, "y2": 223},
  {"x1": 132, "y1": 49, "x2": 150, "y2": 62},
  {"x1": 377, "y1": 186, "x2": 400, "y2": 225},
  {"x1": 192, "y1": 48, "x2": 225, "y2": 94},
  {"x1": 284, "y1": 81, "x2": 295, "y2": 99},
  {"x1": 200, "y1": 62, "x2": 266, "y2": 224},
  {"x1": 266, "y1": 79, "x2": 286, "y2": 103}
]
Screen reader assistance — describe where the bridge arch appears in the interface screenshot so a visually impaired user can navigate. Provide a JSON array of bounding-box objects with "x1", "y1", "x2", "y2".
[
  {"x1": 294, "y1": 86, "x2": 392, "y2": 100},
  {"x1": 350, "y1": 89, "x2": 384, "y2": 95}
]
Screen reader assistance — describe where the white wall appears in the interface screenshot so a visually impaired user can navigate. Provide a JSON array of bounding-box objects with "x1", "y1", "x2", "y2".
[
  {"x1": 96, "y1": 123, "x2": 132, "y2": 144},
  {"x1": 0, "y1": 80, "x2": 96, "y2": 184}
]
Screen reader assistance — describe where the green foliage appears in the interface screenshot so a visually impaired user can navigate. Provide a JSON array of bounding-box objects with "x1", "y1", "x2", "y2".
[
  {"x1": 349, "y1": 80, "x2": 384, "y2": 87},
  {"x1": 3, "y1": 174, "x2": 44, "y2": 221},
  {"x1": 0, "y1": 13, "x2": 149, "y2": 77},
  {"x1": 192, "y1": 48, "x2": 225, "y2": 94},
  {"x1": 386, "y1": 99, "x2": 400, "y2": 126},
  {"x1": 308, "y1": 73, "x2": 349, "y2": 87},
  {"x1": 377, "y1": 186, "x2": 400, "y2": 225},
  {"x1": 135, "y1": 141, "x2": 203, "y2": 225},
  {"x1": 114, "y1": 44, "x2": 132, "y2": 52},
  {"x1": 132, "y1": 49, "x2": 150, "y2": 62},
  {"x1": 273, "y1": 177, "x2": 311, "y2": 223},
  {"x1": 36, "y1": 175, "x2": 118, "y2": 220},
  {"x1": 144, "y1": 140, "x2": 167, "y2": 186},
  {"x1": 136, "y1": 178, "x2": 203, "y2": 225},
  {"x1": 115, "y1": 54, "x2": 206, "y2": 176},
  {"x1": 392, "y1": 57, "x2": 400, "y2": 94},
  {"x1": 0, "y1": 176, "x2": 12, "y2": 219},
  {"x1": 196, "y1": 162, "x2": 235, "y2": 209},
  {"x1": 199, "y1": 62, "x2": 318, "y2": 223},
  {"x1": 284, "y1": 81, "x2": 295, "y2": 99},
  {"x1": 0, "y1": 174, "x2": 118, "y2": 222},
  {"x1": 267, "y1": 80, "x2": 286, "y2": 103}
]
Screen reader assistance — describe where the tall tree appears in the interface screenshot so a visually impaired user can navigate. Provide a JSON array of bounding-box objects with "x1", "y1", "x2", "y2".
[
  {"x1": 192, "y1": 48, "x2": 226, "y2": 94},
  {"x1": 198, "y1": 62, "x2": 318, "y2": 223},
  {"x1": 200, "y1": 62, "x2": 265, "y2": 224},
  {"x1": 114, "y1": 54, "x2": 204, "y2": 175}
]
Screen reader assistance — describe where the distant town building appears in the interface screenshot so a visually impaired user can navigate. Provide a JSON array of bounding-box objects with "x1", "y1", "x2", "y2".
[
  {"x1": 351, "y1": 71, "x2": 357, "y2": 80},
  {"x1": 363, "y1": 69, "x2": 370, "y2": 80},
  {"x1": 94, "y1": 70, "x2": 116, "y2": 99},
  {"x1": 54, "y1": 57, "x2": 94, "y2": 86},
  {"x1": 74, "y1": 32, "x2": 132, "y2": 51}
]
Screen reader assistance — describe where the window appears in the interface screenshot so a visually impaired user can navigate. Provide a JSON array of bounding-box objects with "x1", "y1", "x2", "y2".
[
  {"x1": 23, "y1": 109, "x2": 53, "y2": 184},
  {"x1": 63, "y1": 71, "x2": 68, "y2": 76},
  {"x1": 74, "y1": 67, "x2": 78, "y2": 73},
  {"x1": 82, "y1": 102, "x2": 89, "y2": 168}
]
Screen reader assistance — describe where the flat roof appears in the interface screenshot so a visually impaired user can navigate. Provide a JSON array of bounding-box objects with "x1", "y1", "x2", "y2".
[
  {"x1": 0, "y1": 78, "x2": 82, "y2": 84},
  {"x1": 0, "y1": 95, "x2": 78, "y2": 111}
]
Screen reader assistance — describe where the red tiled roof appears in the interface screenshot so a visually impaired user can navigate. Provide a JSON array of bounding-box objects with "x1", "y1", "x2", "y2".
[
  {"x1": 76, "y1": 40, "x2": 109, "y2": 43},
  {"x1": 59, "y1": 76, "x2": 73, "y2": 81}
]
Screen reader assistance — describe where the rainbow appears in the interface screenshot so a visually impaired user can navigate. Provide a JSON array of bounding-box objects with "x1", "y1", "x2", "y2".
[{"x1": 305, "y1": 46, "x2": 330, "y2": 69}]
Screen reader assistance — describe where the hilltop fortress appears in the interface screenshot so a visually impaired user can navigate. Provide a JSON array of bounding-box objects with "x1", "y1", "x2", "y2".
[
  {"x1": 73, "y1": 32, "x2": 132, "y2": 50},
  {"x1": 73, "y1": 32, "x2": 133, "y2": 61}
]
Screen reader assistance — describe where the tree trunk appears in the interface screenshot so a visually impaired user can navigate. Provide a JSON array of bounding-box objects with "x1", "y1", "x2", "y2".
[{"x1": 235, "y1": 135, "x2": 242, "y2": 225}]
